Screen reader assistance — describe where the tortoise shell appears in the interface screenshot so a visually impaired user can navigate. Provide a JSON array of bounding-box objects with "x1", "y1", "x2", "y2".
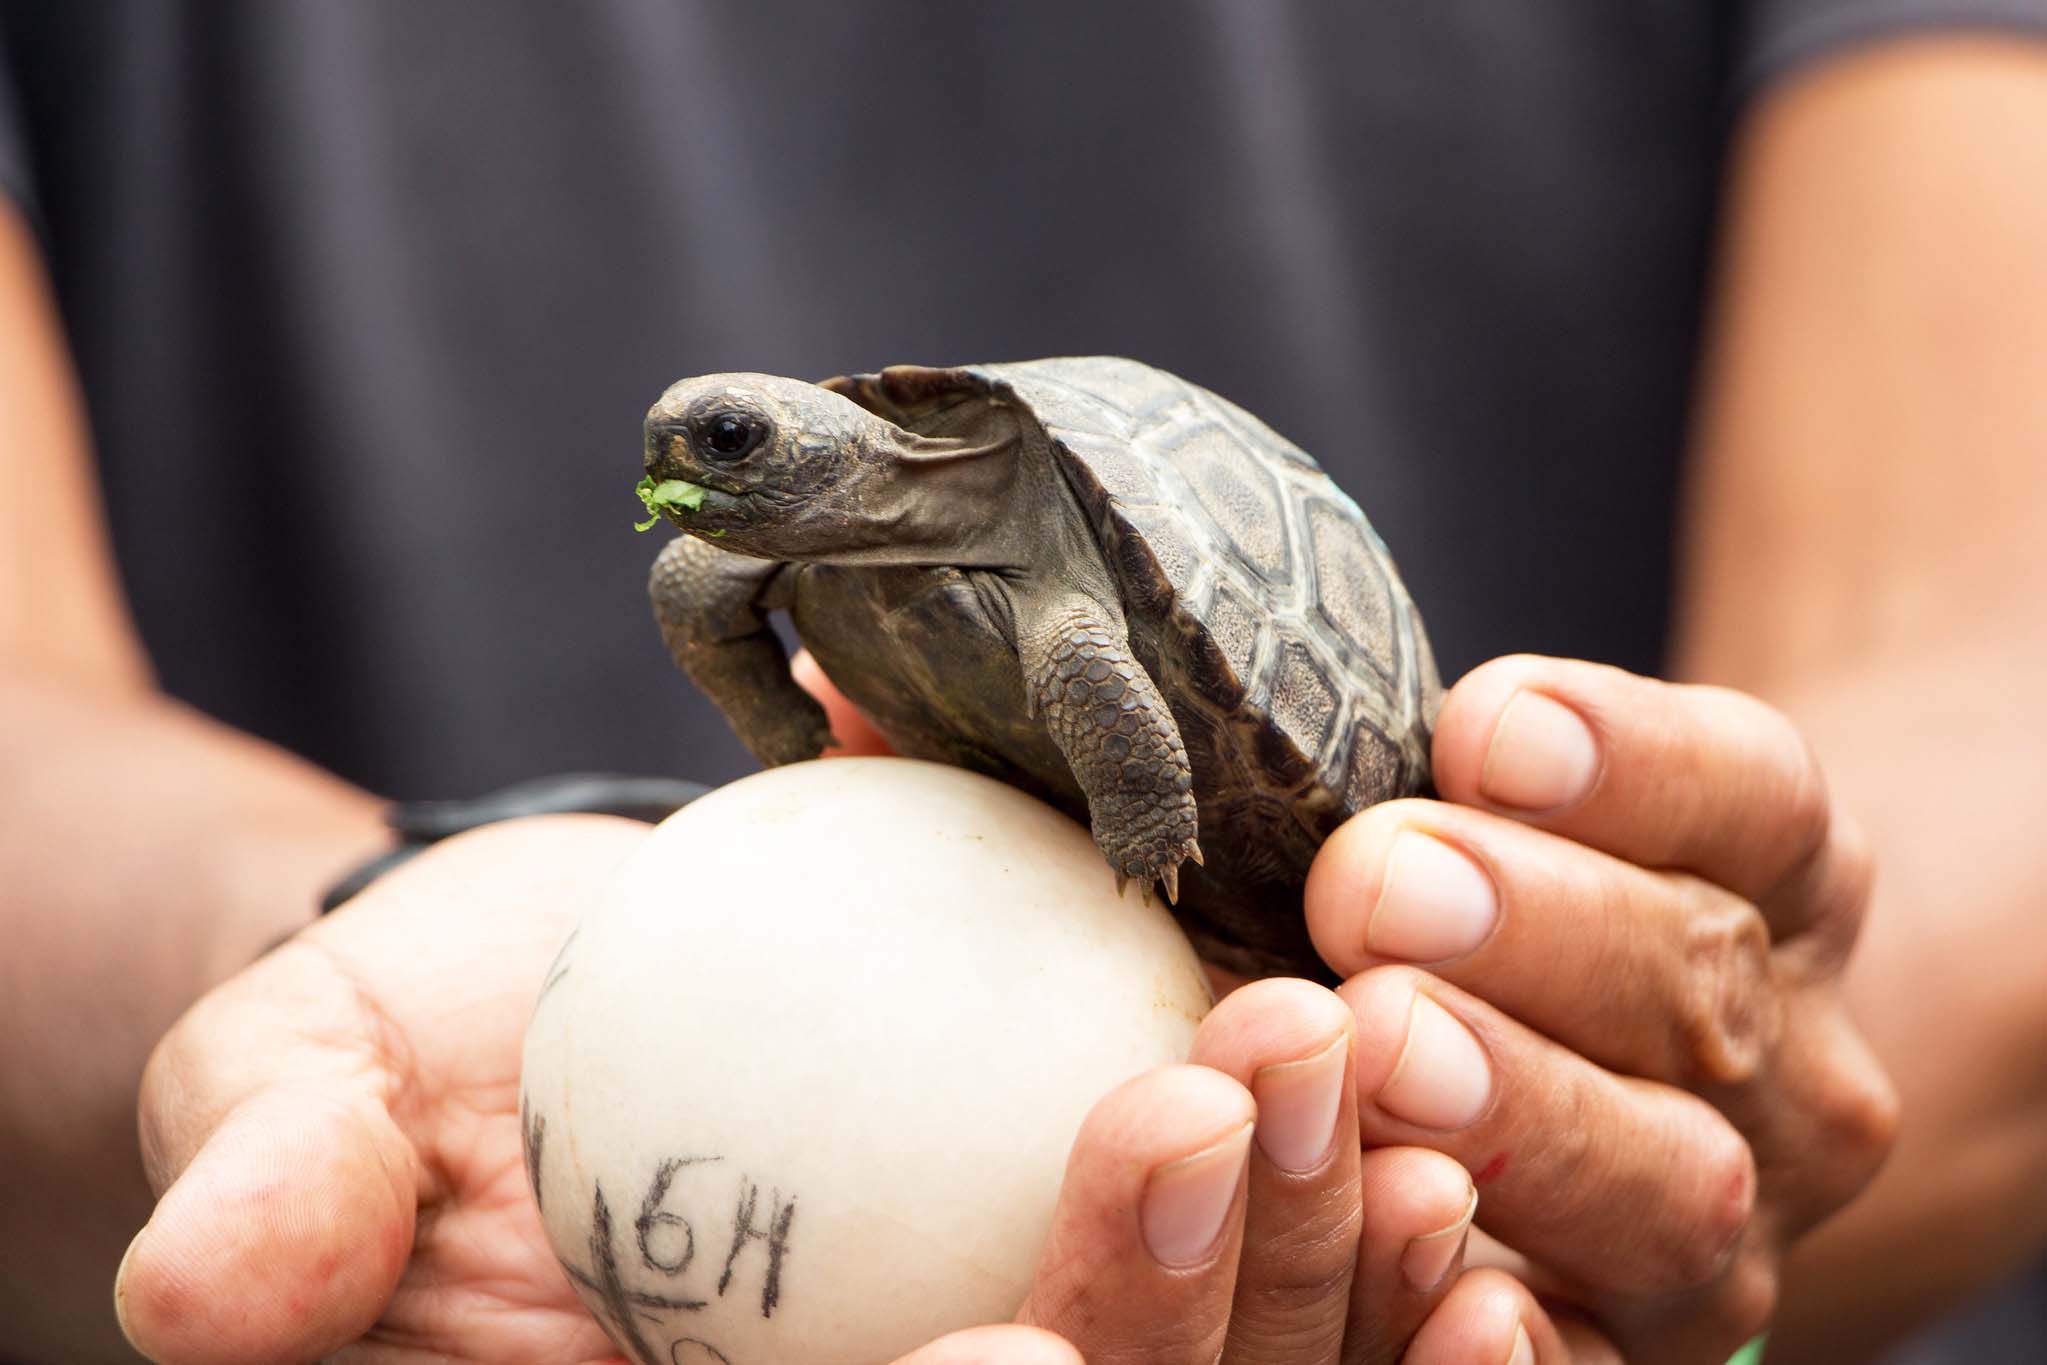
[{"x1": 826, "y1": 357, "x2": 1441, "y2": 978}]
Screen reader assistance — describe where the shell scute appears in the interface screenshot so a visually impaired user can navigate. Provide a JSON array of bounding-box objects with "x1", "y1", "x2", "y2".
[
  {"x1": 976, "y1": 359, "x2": 1436, "y2": 802},
  {"x1": 903, "y1": 356, "x2": 1442, "y2": 976},
  {"x1": 1342, "y1": 722, "x2": 1407, "y2": 812},
  {"x1": 1045, "y1": 425, "x2": 1160, "y2": 509},
  {"x1": 1170, "y1": 421, "x2": 1293, "y2": 587},
  {"x1": 1200, "y1": 580, "x2": 1261, "y2": 698},
  {"x1": 1110, "y1": 503, "x2": 1199, "y2": 611},
  {"x1": 1305, "y1": 497, "x2": 1398, "y2": 686},
  {"x1": 1264, "y1": 638, "x2": 1341, "y2": 765}
]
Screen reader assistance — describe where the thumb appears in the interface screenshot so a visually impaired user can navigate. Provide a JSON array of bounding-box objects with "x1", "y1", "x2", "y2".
[
  {"x1": 115, "y1": 1083, "x2": 415, "y2": 1363},
  {"x1": 791, "y1": 648, "x2": 896, "y2": 756},
  {"x1": 891, "y1": 1324, "x2": 1082, "y2": 1364}
]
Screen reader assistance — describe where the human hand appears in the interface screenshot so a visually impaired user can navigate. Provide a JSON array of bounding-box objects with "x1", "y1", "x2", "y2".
[
  {"x1": 1000, "y1": 975, "x2": 1563, "y2": 1365},
  {"x1": 115, "y1": 815, "x2": 653, "y2": 1362},
  {"x1": 799, "y1": 646, "x2": 1898, "y2": 1358},
  {"x1": 892, "y1": 977, "x2": 1521, "y2": 1364},
  {"x1": 1297, "y1": 654, "x2": 1899, "y2": 1361},
  {"x1": 801, "y1": 645, "x2": 1900, "y2": 1360},
  {"x1": 112, "y1": 815, "x2": 1499, "y2": 1364}
]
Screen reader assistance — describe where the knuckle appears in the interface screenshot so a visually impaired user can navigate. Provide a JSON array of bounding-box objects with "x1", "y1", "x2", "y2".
[
  {"x1": 1670, "y1": 880, "x2": 1780, "y2": 1086},
  {"x1": 1709, "y1": 1247, "x2": 1781, "y2": 1346},
  {"x1": 1240, "y1": 1212, "x2": 1364, "y2": 1312},
  {"x1": 1815, "y1": 1047, "x2": 1902, "y2": 1200},
  {"x1": 1844, "y1": 1066, "x2": 1904, "y2": 1165},
  {"x1": 1670, "y1": 1119, "x2": 1758, "y2": 1290}
]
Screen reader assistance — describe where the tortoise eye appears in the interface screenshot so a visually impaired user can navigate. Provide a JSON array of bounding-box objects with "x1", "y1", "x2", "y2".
[{"x1": 696, "y1": 410, "x2": 766, "y2": 461}]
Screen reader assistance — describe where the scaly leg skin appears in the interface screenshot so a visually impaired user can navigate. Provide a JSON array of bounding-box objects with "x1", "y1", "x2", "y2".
[
  {"x1": 648, "y1": 535, "x2": 831, "y2": 766},
  {"x1": 1018, "y1": 594, "x2": 1201, "y2": 899}
]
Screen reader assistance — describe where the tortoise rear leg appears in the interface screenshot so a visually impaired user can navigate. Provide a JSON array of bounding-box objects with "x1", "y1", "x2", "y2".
[
  {"x1": 649, "y1": 535, "x2": 831, "y2": 766},
  {"x1": 1016, "y1": 593, "x2": 1201, "y2": 899}
]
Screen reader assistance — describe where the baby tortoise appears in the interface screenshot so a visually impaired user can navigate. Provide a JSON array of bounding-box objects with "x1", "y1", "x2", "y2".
[{"x1": 644, "y1": 357, "x2": 1440, "y2": 978}]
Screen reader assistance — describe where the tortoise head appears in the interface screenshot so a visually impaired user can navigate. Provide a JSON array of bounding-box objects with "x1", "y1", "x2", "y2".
[{"x1": 642, "y1": 372, "x2": 1019, "y2": 563}]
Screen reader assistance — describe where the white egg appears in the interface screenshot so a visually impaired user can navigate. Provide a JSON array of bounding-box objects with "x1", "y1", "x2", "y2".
[{"x1": 520, "y1": 757, "x2": 1212, "y2": 1365}]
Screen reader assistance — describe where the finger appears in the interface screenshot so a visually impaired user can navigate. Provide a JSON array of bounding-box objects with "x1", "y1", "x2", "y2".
[
  {"x1": 1307, "y1": 800, "x2": 1782, "y2": 1089},
  {"x1": 1341, "y1": 1148, "x2": 1479, "y2": 1365},
  {"x1": 1593, "y1": 1229, "x2": 1780, "y2": 1365},
  {"x1": 1742, "y1": 984, "x2": 1899, "y2": 1230},
  {"x1": 1307, "y1": 797, "x2": 1896, "y2": 1243},
  {"x1": 1340, "y1": 966, "x2": 1756, "y2": 1299},
  {"x1": 1400, "y1": 1268, "x2": 1621, "y2": 1365},
  {"x1": 116, "y1": 1081, "x2": 415, "y2": 1362},
  {"x1": 892, "y1": 1324, "x2": 1083, "y2": 1365},
  {"x1": 115, "y1": 941, "x2": 420, "y2": 1364},
  {"x1": 1187, "y1": 979, "x2": 1363, "y2": 1362},
  {"x1": 791, "y1": 648, "x2": 895, "y2": 756},
  {"x1": 1016, "y1": 1065, "x2": 1255, "y2": 1364},
  {"x1": 1430, "y1": 656, "x2": 1866, "y2": 945}
]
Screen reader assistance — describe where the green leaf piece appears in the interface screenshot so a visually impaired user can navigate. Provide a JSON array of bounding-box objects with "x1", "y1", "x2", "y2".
[{"x1": 633, "y1": 474, "x2": 711, "y2": 531}]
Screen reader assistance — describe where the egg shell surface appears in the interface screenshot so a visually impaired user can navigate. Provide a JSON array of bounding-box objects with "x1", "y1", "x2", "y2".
[{"x1": 520, "y1": 757, "x2": 1213, "y2": 1365}]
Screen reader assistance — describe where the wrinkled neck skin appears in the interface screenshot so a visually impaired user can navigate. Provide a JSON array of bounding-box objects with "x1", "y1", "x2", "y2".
[{"x1": 768, "y1": 401, "x2": 1092, "y2": 577}]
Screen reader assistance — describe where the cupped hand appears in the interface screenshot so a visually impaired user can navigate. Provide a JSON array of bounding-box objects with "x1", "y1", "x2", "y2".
[
  {"x1": 804, "y1": 645, "x2": 1900, "y2": 1360},
  {"x1": 116, "y1": 815, "x2": 651, "y2": 1363},
  {"x1": 117, "y1": 652, "x2": 1893, "y2": 1364},
  {"x1": 891, "y1": 976, "x2": 1523, "y2": 1363},
  {"x1": 1300, "y1": 654, "x2": 1900, "y2": 1361},
  {"x1": 112, "y1": 813, "x2": 1489, "y2": 1364},
  {"x1": 1006, "y1": 976, "x2": 1553, "y2": 1365}
]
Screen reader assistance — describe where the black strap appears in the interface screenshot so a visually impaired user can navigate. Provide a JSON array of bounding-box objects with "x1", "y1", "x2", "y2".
[{"x1": 319, "y1": 772, "x2": 710, "y2": 913}]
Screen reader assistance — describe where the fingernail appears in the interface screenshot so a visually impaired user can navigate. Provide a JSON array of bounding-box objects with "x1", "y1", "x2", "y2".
[
  {"x1": 1507, "y1": 1322, "x2": 1536, "y2": 1365},
  {"x1": 1480, "y1": 690, "x2": 1599, "y2": 811},
  {"x1": 1366, "y1": 831, "x2": 1499, "y2": 962},
  {"x1": 1251, "y1": 1035, "x2": 1348, "y2": 1173},
  {"x1": 1400, "y1": 1183, "x2": 1477, "y2": 1292},
  {"x1": 1140, "y1": 1122, "x2": 1253, "y2": 1267},
  {"x1": 1377, "y1": 994, "x2": 1492, "y2": 1130}
]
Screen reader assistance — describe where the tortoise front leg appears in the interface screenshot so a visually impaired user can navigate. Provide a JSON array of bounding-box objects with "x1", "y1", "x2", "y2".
[
  {"x1": 649, "y1": 536, "x2": 831, "y2": 766},
  {"x1": 1014, "y1": 591, "x2": 1202, "y2": 899}
]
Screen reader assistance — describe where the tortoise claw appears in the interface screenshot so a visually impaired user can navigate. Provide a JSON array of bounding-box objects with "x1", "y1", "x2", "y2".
[
  {"x1": 1114, "y1": 872, "x2": 1131, "y2": 898},
  {"x1": 1188, "y1": 842, "x2": 1205, "y2": 868},
  {"x1": 1159, "y1": 862, "x2": 1181, "y2": 905}
]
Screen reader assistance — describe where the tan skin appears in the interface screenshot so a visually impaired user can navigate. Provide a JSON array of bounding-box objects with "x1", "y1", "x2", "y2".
[
  {"x1": 0, "y1": 195, "x2": 393, "y2": 1363},
  {"x1": 1678, "y1": 38, "x2": 2047, "y2": 1361},
  {"x1": 0, "y1": 31, "x2": 2043, "y2": 1364}
]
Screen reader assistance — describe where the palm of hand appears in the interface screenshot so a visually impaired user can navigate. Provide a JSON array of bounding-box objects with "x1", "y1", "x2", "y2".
[
  {"x1": 125, "y1": 818, "x2": 645, "y2": 1364},
  {"x1": 362, "y1": 1105, "x2": 611, "y2": 1363}
]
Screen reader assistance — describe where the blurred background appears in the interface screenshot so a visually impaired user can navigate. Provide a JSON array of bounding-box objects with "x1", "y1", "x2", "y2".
[
  {"x1": 3, "y1": 2, "x2": 2044, "y2": 1360},
  {"x1": 3, "y1": 1, "x2": 1712, "y2": 800}
]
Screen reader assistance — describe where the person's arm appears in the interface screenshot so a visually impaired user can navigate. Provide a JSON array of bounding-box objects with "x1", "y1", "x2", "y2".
[
  {"x1": 1672, "y1": 36, "x2": 2047, "y2": 1358},
  {"x1": 0, "y1": 200, "x2": 390, "y2": 1361}
]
